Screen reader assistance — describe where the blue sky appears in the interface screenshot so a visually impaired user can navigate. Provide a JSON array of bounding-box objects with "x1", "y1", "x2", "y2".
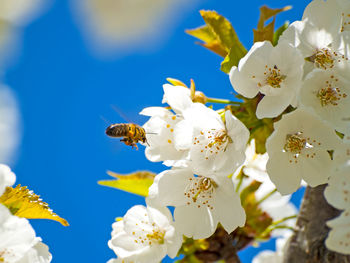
[{"x1": 4, "y1": 0, "x2": 310, "y2": 262}]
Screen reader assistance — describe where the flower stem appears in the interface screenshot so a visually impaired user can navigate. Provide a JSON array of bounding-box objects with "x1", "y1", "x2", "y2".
[
  {"x1": 207, "y1": 97, "x2": 241, "y2": 105},
  {"x1": 256, "y1": 188, "x2": 277, "y2": 205}
]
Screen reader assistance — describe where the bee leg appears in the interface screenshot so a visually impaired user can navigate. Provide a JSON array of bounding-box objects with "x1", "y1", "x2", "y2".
[{"x1": 131, "y1": 143, "x2": 138, "y2": 150}]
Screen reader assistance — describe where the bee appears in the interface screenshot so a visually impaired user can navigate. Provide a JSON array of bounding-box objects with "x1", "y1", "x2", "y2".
[{"x1": 105, "y1": 123, "x2": 147, "y2": 150}]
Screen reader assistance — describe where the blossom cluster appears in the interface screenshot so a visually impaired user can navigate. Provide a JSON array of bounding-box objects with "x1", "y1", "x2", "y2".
[
  {"x1": 247, "y1": 0, "x2": 350, "y2": 259},
  {"x1": 0, "y1": 164, "x2": 52, "y2": 263},
  {"x1": 107, "y1": 83, "x2": 298, "y2": 262},
  {"x1": 106, "y1": 0, "x2": 350, "y2": 261}
]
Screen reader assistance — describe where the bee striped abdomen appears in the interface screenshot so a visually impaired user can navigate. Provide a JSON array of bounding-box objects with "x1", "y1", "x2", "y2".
[{"x1": 105, "y1": 123, "x2": 129, "y2": 137}]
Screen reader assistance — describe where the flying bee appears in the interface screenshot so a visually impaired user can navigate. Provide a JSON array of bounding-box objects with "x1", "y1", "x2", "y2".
[{"x1": 105, "y1": 123, "x2": 147, "y2": 150}]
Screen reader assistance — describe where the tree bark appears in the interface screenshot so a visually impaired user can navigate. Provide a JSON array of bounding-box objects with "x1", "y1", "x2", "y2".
[{"x1": 283, "y1": 185, "x2": 350, "y2": 263}]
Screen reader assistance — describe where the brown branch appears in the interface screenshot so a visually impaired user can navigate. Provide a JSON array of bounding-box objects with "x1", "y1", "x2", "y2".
[
  {"x1": 283, "y1": 185, "x2": 350, "y2": 263},
  {"x1": 195, "y1": 228, "x2": 242, "y2": 263}
]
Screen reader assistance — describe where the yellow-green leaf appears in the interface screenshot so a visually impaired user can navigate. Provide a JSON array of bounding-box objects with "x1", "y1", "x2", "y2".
[
  {"x1": 273, "y1": 21, "x2": 289, "y2": 46},
  {"x1": 220, "y1": 43, "x2": 248, "y2": 73},
  {"x1": 0, "y1": 185, "x2": 69, "y2": 226},
  {"x1": 186, "y1": 10, "x2": 246, "y2": 60},
  {"x1": 254, "y1": 5, "x2": 292, "y2": 43},
  {"x1": 98, "y1": 171, "x2": 156, "y2": 197}
]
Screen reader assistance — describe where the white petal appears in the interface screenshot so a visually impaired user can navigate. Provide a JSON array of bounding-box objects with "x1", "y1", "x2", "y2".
[
  {"x1": 147, "y1": 169, "x2": 190, "y2": 207},
  {"x1": 256, "y1": 93, "x2": 293, "y2": 119},
  {"x1": 162, "y1": 84, "x2": 192, "y2": 113},
  {"x1": 266, "y1": 152, "x2": 302, "y2": 195},
  {"x1": 213, "y1": 178, "x2": 246, "y2": 233},
  {"x1": 0, "y1": 163, "x2": 16, "y2": 196},
  {"x1": 174, "y1": 205, "x2": 216, "y2": 239}
]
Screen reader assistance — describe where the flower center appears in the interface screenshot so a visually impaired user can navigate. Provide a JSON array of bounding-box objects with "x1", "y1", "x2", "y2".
[
  {"x1": 194, "y1": 129, "x2": 232, "y2": 160},
  {"x1": 184, "y1": 177, "x2": 217, "y2": 209},
  {"x1": 317, "y1": 77, "x2": 347, "y2": 106},
  {"x1": 341, "y1": 12, "x2": 350, "y2": 32},
  {"x1": 132, "y1": 221, "x2": 165, "y2": 246},
  {"x1": 306, "y1": 48, "x2": 338, "y2": 70},
  {"x1": 258, "y1": 65, "x2": 286, "y2": 89},
  {"x1": 146, "y1": 229, "x2": 165, "y2": 244},
  {"x1": 284, "y1": 133, "x2": 306, "y2": 154},
  {"x1": 283, "y1": 132, "x2": 321, "y2": 163}
]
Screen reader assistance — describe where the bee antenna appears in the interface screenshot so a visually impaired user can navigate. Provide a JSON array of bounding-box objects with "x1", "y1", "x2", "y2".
[
  {"x1": 100, "y1": 115, "x2": 112, "y2": 125},
  {"x1": 146, "y1": 132, "x2": 158, "y2": 135}
]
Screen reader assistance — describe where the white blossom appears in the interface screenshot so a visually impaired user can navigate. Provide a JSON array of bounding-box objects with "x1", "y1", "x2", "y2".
[
  {"x1": 302, "y1": 0, "x2": 350, "y2": 35},
  {"x1": 280, "y1": 20, "x2": 350, "y2": 74},
  {"x1": 0, "y1": 204, "x2": 39, "y2": 263},
  {"x1": 141, "y1": 107, "x2": 188, "y2": 166},
  {"x1": 266, "y1": 108, "x2": 342, "y2": 195},
  {"x1": 0, "y1": 163, "x2": 15, "y2": 196},
  {"x1": 302, "y1": 0, "x2": 342, "y2": 36},
  {"x1": 148, "y1": 168, "x2": 246, "y2": 239},
  {"x1": 16, "y1": 242, "x2": 52, "y2": 263},
  {"x1": 174, "y1": 105, "x2": 249, "y2": 177},
  {"x1": 229, "y1": 40, "x2": 304, "y2": 119},
  {"x1": 326, "y1": 209, "x2": 350, "y2": 254},
  {"x1": 141, "y1": 84, "x2": 193, "y2": 166},
  {"x1": 299, "y1": 69, "x2": 350, "y2": 134},
  {"x1": 108, "y1": 205, "x2": 182, "y2": 263}
]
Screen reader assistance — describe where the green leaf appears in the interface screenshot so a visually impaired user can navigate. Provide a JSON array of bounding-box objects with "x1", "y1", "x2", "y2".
[
  {"x1": 273, "y1": 21, "x2": 289, "y2": 46},
  {"x1": 186, "y1": 10, "x2": 247, "y2": 60},
  {"x1": 98, "y1": 171, "x2": 155, "y2": 197},
  {"x1": 253, "y1": 5, "x2": 292, "y2": 43},
  {"x1": 0, "y1": 185, "x2": 69, "y2": 226}
]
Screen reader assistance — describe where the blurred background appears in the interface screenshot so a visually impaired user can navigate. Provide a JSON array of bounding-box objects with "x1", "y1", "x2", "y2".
[{"x1": 0, "y1": 0, "x2": 310, "y2": 262}]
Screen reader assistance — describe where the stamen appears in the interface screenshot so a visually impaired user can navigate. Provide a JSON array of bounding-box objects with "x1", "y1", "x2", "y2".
[
  {"x1": 258, "y1": 65, "x2": 286, "y2": 89},
  {"x1": 341, "y1": 12, "x2": 350, "y2": 32},
  {"x1": 284, "y1": 133, "x2": 306, "y2": 154},
  {"x1": 184, "y1": 177, "x2": 217, "y2": 210},
  {"x1": 317, "y1": 77, "x2": 347, "y2": 107}
]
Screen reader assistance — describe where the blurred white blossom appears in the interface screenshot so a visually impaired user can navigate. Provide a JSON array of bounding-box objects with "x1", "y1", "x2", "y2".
[
  {"x1": 252, "y1": 234, "x2": 292, "y2": 263},
  {"x1": 0, "y1": 0, "x2": 48, "y2": 63},
  {"x1": 0, "y1": 87, "x2": 20, "y2": 164},
  {"x1": 325, "y1": 165, "x2": 350, "y2": 210},
  {"x1": 72, "y1": 0, "x2": 196, "y2": 56},
  {"x1": 326, "y1": 209, "x2": 350, "y2": 254}
]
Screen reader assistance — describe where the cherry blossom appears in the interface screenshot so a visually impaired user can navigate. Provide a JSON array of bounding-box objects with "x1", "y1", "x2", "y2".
[
  {"x1": 108, "y1": 205, "x2": 182, "y2": 263},
  {"x1": 299, "y1": 69, "x2": 350, "y2": 134},
  {"x1": 174, "y1": 105, "x2": 249, "y2": 176},
  {"x1": 148, "y1": 168, "x2": 246, "y2": 239},
  {"x1": 230, "y1": 41, "x2": 304, "y2": 118},
  {"x1": 266, "y1": 108, "x2": 342, "y2": 194},
  {"x1": 0, "y1": 204, "x2": 39, "y2": 263}
]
